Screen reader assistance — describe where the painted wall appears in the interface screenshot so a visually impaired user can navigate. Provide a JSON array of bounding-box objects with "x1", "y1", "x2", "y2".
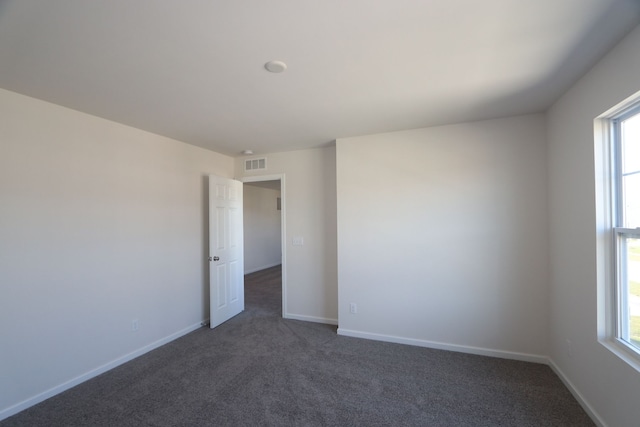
[
  {"x1": 236, "y1": 148, "x2": 338, "y2": 325},
  {"x1": 336, "y1": 114, "x2": 549, "y2": 360},
  {"x1": 0, "y1": 88, "x2": 234, "y2": 418},
  {"x1": 243, "y1": 184, "x2": 282, "y2": 274},
  {"x1": 547, "y1": 24, "x2": 640, "y2": 427}
]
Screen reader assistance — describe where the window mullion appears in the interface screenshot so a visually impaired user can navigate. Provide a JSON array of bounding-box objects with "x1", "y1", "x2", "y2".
[
  {"x1": 613, "y1": 118, "x2": 624, "y2": 228},
  {"x1": 616, "y1": 233, "x2": 630, "y2": 341}
]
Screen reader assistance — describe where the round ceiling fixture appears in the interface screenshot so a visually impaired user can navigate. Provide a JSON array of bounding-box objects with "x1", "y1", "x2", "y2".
[
  {"x1": 242, "y1": 149, "x2": 254, "y2": 155},
  {"x1": 264, "y1": 60, "x2": 287, "y2": 73}
]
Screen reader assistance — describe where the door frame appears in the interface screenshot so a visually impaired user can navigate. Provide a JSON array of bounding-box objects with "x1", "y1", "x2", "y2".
[{"x1": 241, "y1": 173, "x2": 287, "y2": 318}]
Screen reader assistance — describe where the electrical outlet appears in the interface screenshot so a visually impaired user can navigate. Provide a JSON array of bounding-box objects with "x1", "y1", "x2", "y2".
[
  {"x1": 132, "y1": 319, "x2": 139, "y2": 332},
  {"x1": 349, "y1": 303, "x2": 358, "y2": 314}
]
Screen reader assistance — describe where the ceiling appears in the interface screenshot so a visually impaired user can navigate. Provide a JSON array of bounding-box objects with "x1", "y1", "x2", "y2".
[{"x1": 0, "y1": 1, "x2": 638, "y2": 157}]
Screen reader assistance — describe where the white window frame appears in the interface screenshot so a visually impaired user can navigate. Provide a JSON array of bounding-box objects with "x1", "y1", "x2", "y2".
[{"x1": 596, "y1": 93, "x2": 640, "y2": 371}]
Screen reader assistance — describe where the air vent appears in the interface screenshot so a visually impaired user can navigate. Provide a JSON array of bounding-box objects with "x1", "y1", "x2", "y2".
[{"x1": 244, "y1": 157, "x2": 267, "y2": 171}]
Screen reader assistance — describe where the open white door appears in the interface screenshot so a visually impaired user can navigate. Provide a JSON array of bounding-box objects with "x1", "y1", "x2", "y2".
[{"x1": 209, "y1": 175, "x2": 244, "y2": 329}]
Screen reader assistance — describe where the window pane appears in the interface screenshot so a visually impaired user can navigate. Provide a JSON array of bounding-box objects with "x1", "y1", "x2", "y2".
[
  {"x1": 625, "y1": 237, "x2": 640, "y2": 350},
  {"x1": 622, "y1": 113, "x2": 640, "y2": 174},
  {"x1": 621, "y1": 112, "x2": 640, "y2": 229},
  {"x1": 623, "y1": 173, "x2": 640, "y2": 229}
]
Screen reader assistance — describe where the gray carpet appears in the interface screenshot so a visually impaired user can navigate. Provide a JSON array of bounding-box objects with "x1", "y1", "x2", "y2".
[{"x1": 2, "y1": 265, "x2": 594, "y2": 426}]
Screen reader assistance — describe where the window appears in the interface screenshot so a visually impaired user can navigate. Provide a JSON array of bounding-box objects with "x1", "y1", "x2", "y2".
[
  {"x1": 597, "y1": 95, "x2": 640, "y2": 368},
  {"x1": 613, "y1": 107, "x2": 640, "y2": 353}
]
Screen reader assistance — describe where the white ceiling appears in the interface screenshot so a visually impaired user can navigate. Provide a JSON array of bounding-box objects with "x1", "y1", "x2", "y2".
[{"x1": 0, "y1": 0, "x2": 638, "y2": 157}]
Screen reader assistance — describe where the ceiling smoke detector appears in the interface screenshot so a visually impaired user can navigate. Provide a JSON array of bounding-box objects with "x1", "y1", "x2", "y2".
[{"x1": 264, "y1": 60, "x2": 287, "y2": 73}]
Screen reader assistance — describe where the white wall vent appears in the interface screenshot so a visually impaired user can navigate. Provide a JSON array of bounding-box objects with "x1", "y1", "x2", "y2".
[{"x1": 244, "y1": 157, "x2": 267, "y2": 171}]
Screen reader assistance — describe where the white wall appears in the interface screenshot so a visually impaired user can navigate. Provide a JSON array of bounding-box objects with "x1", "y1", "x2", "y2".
[
  {"x1": 236, "y1": 148, "x2": 338, "y2": 325},
  {"x1": 336, "y1": 114, "x2": 549, "y2": 360},
  {"x1": 243, "y1": 184, "x2": 281, "y2": 274},
  {"x1": 0, "y1": 88, "x2": 234, "y2": 418},
  {"x1": 547, "y1": 24, "x2": 640, "y2": 427}
]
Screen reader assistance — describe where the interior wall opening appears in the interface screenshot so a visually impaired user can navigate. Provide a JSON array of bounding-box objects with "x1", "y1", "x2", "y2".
[{"x1": 242, "y1": 178, "x2": 285, "y2": 317}]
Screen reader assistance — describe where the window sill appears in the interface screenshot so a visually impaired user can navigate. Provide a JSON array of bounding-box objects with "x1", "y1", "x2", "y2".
[{"x1": 599, "y1": 337, "x2": 640, "y2": 373}]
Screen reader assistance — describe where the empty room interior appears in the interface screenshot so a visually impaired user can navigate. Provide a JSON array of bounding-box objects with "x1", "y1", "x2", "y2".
[{"x1": 2, "y1": 1, "x2": 640, "y2": 426}]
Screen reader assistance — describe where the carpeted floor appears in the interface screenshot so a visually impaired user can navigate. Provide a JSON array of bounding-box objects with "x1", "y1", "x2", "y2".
[{"x1": 2, "y1": 265, "x2": 594, "y2": 426}]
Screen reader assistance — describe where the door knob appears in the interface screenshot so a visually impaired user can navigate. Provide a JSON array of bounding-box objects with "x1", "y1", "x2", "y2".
[{"x1": 212, "y1": 256, "x2": 220, "y2": 261}]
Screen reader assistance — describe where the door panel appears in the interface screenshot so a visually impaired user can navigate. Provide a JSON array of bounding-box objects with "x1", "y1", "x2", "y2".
[{"x1": 209, "y1": 175, "x2": 244, "y2": 328}]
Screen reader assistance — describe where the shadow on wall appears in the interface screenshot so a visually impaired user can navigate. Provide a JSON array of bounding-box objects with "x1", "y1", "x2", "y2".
[
  {"x1": 397, "y1": 2, "x2": 640, "y2": 133},
  {"x1": 457, "y1": 1, "x2": 640, "y2": 122}
]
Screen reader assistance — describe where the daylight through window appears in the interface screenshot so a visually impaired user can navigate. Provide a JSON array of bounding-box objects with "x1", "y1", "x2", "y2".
[{"x1": 614, "y1": 106, "x2": 640, "y2": 352}]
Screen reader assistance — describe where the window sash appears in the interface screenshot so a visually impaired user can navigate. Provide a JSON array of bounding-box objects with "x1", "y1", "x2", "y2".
[
  {"x1": 614, "y1": 228, "x2": 640, "y2": 349},
  {"x1": 613, "y1": 104, "x2": 640, "y2": 221}
]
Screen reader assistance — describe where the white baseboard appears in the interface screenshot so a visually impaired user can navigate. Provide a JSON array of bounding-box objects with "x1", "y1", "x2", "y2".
[
  {"x1": 337, "y1": 329, "x2": 603, "y2": 426},
  {"x1": 244, "y1": 263, "x2": 281, "y2": 275},
  {"x1": 1, "y1": 320, "x2": 603, "y2": 427},
  {"x1": 336, "y1": 328, "x2": 548, "y2": 364},
  {"x1": 285, "y1": 313, "x2": 338, "y2": 326},
  {"x1": 547, "y1": 359, "x2": 606, "y2": 427},
  {"x1": 0, "y1": 321, "x2": 205, "y2": 422}
]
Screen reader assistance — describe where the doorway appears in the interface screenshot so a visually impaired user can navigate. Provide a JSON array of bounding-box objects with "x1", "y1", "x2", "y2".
[{"x1": 242, "y1": 175, "x2": 286, "y2": 317}]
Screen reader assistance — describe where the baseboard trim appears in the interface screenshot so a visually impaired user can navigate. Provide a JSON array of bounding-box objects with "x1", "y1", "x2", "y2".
[
  {"x1": 0, "y1": 321, "x2": 205, "y2": 422},
  {"x1": 547, "y1": 359, "x2": 606, "y2": 427},
  {"x1": 244, "y1": 263, "x2": 281, "y2": 275},
  {"x1": 336, "y1": 328, "x2": 548, "y2": 364},
  {"x1": 285, "y1": 313, "x2": 338, "y2": 326},
  {"x1": 1, "y1": 321, "x2": 604, "y2": 427}
]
